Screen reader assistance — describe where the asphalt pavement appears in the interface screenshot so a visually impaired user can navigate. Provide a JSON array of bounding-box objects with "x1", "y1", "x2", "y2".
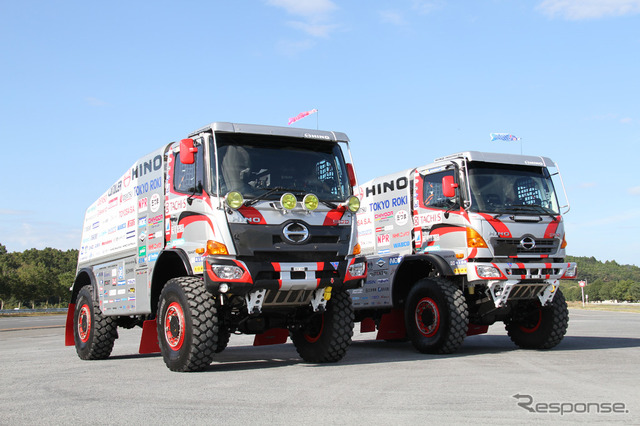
[{"x1": 1, "y1": 309, "x2": 638, "y2": 425}]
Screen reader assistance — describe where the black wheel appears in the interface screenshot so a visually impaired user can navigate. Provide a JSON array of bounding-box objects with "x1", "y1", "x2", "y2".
[
  {"x1": 157, "y1": 277, "x2": 219, "y2": 372},
  {"x1": 505, "y1": 289, "x2": 569, "y2": 349},
  {"x1": 290, "y1": 289, "x2": 354, "y2": 363},
  {"x1": 74, "y1": 285, "x2": 117, "y2": 360},
  {"x1": 404, "y1": 277, "x2": 468, "y2": 354}
]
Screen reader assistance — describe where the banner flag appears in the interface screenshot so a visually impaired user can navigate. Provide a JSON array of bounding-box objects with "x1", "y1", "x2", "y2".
[
  {"x1": 288, "y1": 109, "x2": 318, "y2": 125},
  {"x1": 490, "y1": 133, "x2": 521, "y2": 141}
]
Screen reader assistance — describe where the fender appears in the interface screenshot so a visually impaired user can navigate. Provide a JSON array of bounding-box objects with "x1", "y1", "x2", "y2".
[{"x1": 65, "y1": 268, "x2": 98, "y2": 346}]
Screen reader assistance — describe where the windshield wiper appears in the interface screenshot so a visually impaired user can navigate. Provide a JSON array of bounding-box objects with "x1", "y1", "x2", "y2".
[{"x1": 510, "y1": 204, "x2": 557, "y2": 220}]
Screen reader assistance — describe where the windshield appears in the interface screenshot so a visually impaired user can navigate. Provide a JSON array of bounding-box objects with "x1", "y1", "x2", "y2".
[
  {"x1": 467, "y1": 162, "x2": 560, "y2": 215},
  {"x1": 211, "y1": 133, "x2": 350, "y2": 201}
]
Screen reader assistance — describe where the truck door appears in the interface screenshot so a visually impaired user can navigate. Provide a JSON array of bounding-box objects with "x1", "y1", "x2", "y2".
[{"x1": 413, "y1": 166, "x2": 466, "y2": 255}]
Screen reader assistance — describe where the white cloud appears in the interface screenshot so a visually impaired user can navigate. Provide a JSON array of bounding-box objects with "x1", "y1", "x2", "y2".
[
  {"x1": 629, "y1": 186, "x2": 640, "y2": 195},
  {"x1": 287, "y1": 20, "x2": 337, "y2": 38},
  {"x1": 276, "y1": 39, "x2": 317, "y2": 56},
  {"x1": 411, "y1": 0, "x2": 442, "y2": 15},
  {"x1": 379, "y1": 10, "x2": 407, "y2": 26},
  {"x1": 620, "y1": 117, "x2": 633, "y2": 124},
  {"x1": 537, "y1": 0, "x2": 640, "y2": 20},
  {"x1": 266, "y1": 0, "x2": 337, "y2": 18}
]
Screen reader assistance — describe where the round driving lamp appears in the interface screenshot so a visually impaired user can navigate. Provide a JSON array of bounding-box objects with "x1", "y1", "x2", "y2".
[
  {"x1": 225, "y1": 191, "x2": 244, "y2": 209},
  {"x1": 303, "y1": 194, "x2": 319, "y2": 211},
  {"x1": 346, "y1": 196, "x2": 360, "y2": 212},
  {"x1": 280, "y1": 193, "x2": 297, "y2": 210}
]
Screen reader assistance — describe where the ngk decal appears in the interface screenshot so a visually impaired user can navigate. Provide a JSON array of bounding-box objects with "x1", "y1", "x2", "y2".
[
  {"x1": 414, "y1": 212, "x2": 443, "y2": 226},
  {"x1": 377, "y1": 234, "x2": 390, "y2": 246},
  {"x1": 395, "y1": 210, "x2": 409, "y2": 226},
  {"x1": 166, "y1": 196, "x2": 188, "y2": 214}
]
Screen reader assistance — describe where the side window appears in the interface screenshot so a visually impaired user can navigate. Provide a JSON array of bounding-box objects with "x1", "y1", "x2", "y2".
[
  {"x1": 422, "y1": 170, "x2": 455, "y2": 208},
  {"x1": 174, "y1": 142, "x2": 203, "y2": 194}
]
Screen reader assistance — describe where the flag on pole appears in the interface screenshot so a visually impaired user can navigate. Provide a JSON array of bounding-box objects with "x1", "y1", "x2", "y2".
[
  {"x1": 288, "y1": 108, "x2": 318, "y2": 125},
  {"x1": 490, "y1": 133, "x2": 521, "y2": 141}
]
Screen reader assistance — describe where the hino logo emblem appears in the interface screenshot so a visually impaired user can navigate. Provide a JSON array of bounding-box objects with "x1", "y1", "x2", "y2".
[
  {"x1": 282, "y1": 222, "x2": 310, "y2": 244},
  {"x1": 519, "y1": 237, "x2": 536, "y2": 250}
]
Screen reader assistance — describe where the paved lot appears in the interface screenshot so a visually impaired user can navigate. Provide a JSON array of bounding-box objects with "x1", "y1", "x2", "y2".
[{"x1": 1, "y1": 309, "x2": 639, "y2": 425}]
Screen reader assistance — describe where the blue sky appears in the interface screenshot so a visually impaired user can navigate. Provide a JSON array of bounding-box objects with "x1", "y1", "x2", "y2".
[{"x1": 1, "y1": 0, "x2": 639, "y2": 266}]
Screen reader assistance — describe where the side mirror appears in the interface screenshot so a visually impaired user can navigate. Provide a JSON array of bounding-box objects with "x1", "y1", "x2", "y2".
[
  {"x1": 442, "y1": 175, "x2": 458, "y2": 198},
  {"x1": 346, "y1": 163, "x2": 357, "y2": 187},
  {"x1": 179, "y1": 139, "x2": 197, "y2": 165}
]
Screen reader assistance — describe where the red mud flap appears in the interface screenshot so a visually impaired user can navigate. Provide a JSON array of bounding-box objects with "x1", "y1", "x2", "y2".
[
  {"x1": 64, "y1": 303, "x2": 75, "y2": 346},
  {"x1": 253, "y1": 328, "x2": 289, "y2": 346},
  {"x1": 360, "y1": 317, "x2": 376, "y2": 333},
  {"x1": 139, "y1": 319, "x2": 161, "y2": 354},
  {"x1": 467, "y1": 323, "x2": 489, "y2": 336},
  {"x1": 375, "y1": 309, "x2": 407, "y2": 340}
]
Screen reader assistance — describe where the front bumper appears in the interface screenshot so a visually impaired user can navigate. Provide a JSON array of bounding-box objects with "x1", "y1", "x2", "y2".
[{"x1": 203, "y1": 256, "x2": 367, "y2": 296}]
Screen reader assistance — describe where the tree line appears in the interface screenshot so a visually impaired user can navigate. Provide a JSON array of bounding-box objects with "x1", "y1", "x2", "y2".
[
  {"x1": 1, "y1": 243, "x2": 639, "y2": 310},
  {"x1": 0, "y1": 244, "x2": 77, "y2": 310},
  {"x1": 560, "y1": 255, "x2": 640, "y2": 303}
]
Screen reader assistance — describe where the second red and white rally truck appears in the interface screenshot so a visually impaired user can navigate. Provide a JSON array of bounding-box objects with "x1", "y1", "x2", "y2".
[
  {"x1": 352, "y1": 151, "x2": 577, "y2": 354},
  {"x1": 65, "y1": 122, "x2": 366, "y2": 371}
]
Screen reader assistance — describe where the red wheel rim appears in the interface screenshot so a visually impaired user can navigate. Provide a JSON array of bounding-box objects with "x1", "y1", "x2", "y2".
[
  {"x1": 77, "y1": 304, "x2": 91, "y2": 343},
  {"x1": 304, "y1": 314, "x2": 325, "y2": 343},
  {"x1": 165, "y1": 302, "x2": 185, "y2": 350},
  {"x1": 415, "y1": 297, "x2": 440, "y2": 337},
  {"x1": 519, "y1": 309, "x2": 542, "y2": 333}
]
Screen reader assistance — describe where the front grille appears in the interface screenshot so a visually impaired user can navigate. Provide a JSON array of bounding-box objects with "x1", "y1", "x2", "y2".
[
  {"x1": 263, "y1": 289, "x2": 314, "y2": 306},
  {"x1": 507, "y1": 283, "x2": 548, "y2": 300},
  {"x1": 506, "y1": 267, "x2": 559, "y2": 276},
  {"x1": 250, "y1": 251, "x2": 340, "y2": 263},
  {"x1": 493, "y1": 238, "x2": 558, "y2": 255}
]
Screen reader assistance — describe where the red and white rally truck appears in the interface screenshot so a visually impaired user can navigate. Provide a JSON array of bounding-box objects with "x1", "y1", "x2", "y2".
[
  {"x1": 65, "y1": 122, "x2": 366, "y2": 371},
  {"x1": 352, "y1": 151, "x2": 577, "y2": 354}
]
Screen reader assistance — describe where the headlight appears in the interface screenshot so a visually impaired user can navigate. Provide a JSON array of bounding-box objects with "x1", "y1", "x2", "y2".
[
  {"x1": 346, "y1": 196, "x2": 360, "y2": 212},
  {"x1": 303, "y1": 194, "x2": 319, "y2": 211},
  {"x1": 225, "y1": 191, "x2": 244, "y2": 209},
  {"x1": 476, "y1": 265, "x2": 501, "y2": 278},
  {"x1": 280, "y1": 193, "x2": 297, "y2": 210},
  {"x1": 212, "y1": 265, "x2": 244, "y2": 280}
]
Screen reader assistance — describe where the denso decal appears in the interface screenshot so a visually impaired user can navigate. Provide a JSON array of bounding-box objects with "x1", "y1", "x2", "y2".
[
  {"x1": 413, "y1": 212, "x2": 443, "y2": 226},
  {"x1": 392, "y1": 231, "x2": 410, "y2": 239}
]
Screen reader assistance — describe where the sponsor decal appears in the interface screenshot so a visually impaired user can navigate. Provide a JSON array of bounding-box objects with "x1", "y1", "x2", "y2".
[
  {"x1": 377, "y1": 234, "x2": 390, "y2": 246},
  {"x1": 364, "y1": 176, "x2": 409, "y2": 197},
  {"x1": 138, "y1": 197, "x2": 148, "y2": 212},
  {"x1": 166, "y1": 197, "x2": 188, "y2": 215},
  {"x1": 395, "y1": 209, "x2": 409, "y2": 226},
  {"x1": 392, "y1": 231, "x2": 410, "y2": 239},
  {"x1": 414, "y1": 212, "x2": 443, "y2": 226},
  {"x1": 119, "y1": 206, "x2": 135, "y2": 217},
  {"x1": 331, "y1": 262, "x2": 339, "y2": 270},
  {"x1": 375, "y1": 211, "x2": 393, "y2": 221},
  {"x1": 357, "y1": 217, "x2": 372, "y2": 226},
  {"x1": 131, "y1": 155, "x2": 162, "y2": 181},
  {"x1": 393, "y1": 241, "x2": 411, "y2": 248},
  {"x1": 150, "y1": 193, "x2": 161, "y2": 212},
  {"x1": 138, "y1": 246, "x2": 146, "y2": 257},
  {"x1": 389, "y1": 256, "x2": 402, "y2": 265}
]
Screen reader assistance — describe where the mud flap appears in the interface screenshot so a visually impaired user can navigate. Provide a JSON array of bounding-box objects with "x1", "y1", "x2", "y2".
[
  {"x1": 253, "y1": 328, "x2": 289, "y2": 346},
  {"x1": 64, "y1": 303, "x2": 75, "y2": 346},
  {"x1": 467, "y1": 323, "x2": 489, "y2": 336},
  {"x1": 360, "y1": 317, "x2": 376, "y2": 333},
  {"x1": 139, "y1": 319, "x2": 161, "y2": 354},
  {"x1": 375, "y1": 308, "x2": 407, "y2": 340}
]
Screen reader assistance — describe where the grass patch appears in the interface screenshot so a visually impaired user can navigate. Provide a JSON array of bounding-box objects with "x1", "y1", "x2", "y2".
[{"x1": 567, "y1": 301, "x2": 640, "y2": 313}]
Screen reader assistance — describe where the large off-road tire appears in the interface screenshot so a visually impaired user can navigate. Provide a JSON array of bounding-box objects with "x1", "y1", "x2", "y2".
[
  {"x1": 74, "y1": 285, "x2": 118, "y2": 360},
  {"x1": 404, "y1": 277, "x2": 468, "y2": 354},
  {"x1": 290, "y1": 289, "x2": 354, "y2": 363},
  {"x1": 505, "y1": 289, "x2": 569, "y2": 349},
  {"x1": 157, "y1": 277, "x2": 219, "y2": 372}
]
